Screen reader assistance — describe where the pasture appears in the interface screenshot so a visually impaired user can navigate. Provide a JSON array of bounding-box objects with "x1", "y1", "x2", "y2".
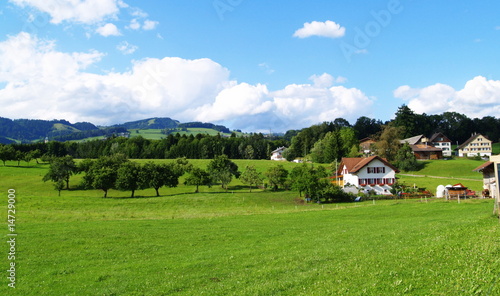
[{"x1": 0, "y1": 160, "x2": 499, "y2": 295}]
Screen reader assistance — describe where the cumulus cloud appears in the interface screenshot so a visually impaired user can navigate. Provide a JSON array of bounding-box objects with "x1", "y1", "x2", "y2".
[
  {"x1": 0, "y1": 32, "x2": 374, "y2": 131},
  {"x1": 9, "y1": 0, "x2": 123, "y2": 24},
  {"x1": 272, "y1": 83, "x2": 373, "y2": 129},
  {"x1": 293, "y1": 20, "x2": 346, "y2": 39},
  {"x1": 394, "y1": 76, "x2": 500, "y2": 118},
  {"x1": 96, "y1": 23, "x2": 121, "y2": 36}
]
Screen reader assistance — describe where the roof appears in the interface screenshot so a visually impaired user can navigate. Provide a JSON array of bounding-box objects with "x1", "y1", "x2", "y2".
[
  {"x1": 359, "y1": 137, "x2": 375, "y2": 143},
  {"x1": 400, "y1": 135, "x2": 424, "y2": 145},
  {"x1": 271, "y1": 146, "x2": 287, "y2": 154},
  {"x1": 473, "y1": 161, "x2": 493, "y2": 172},
  {"x1": 429, "y1": 132, "x2": 452, "y2": 143},
  {"x1": 458, "y1": 133, "x2": 490, "y2": 150},
  {"x1": 410, "y1": 144, "x2": 443, "y2": 152},
  {"x1": 339, "y1": 155, "x2": 400, "y2": 174}
]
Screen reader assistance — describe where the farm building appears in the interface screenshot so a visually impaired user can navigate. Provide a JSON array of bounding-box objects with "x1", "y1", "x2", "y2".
[
  {"x1": 400, "y1": 135, "x2": 443, "y2": 160},
  {"x1": 473, "y1": 161, "x2": 496, "y2": 198},
  {"x1": 335, "y1": 155, "x2": 399, "y2": 195}
]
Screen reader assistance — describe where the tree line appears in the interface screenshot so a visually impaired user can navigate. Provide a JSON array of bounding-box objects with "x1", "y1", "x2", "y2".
[
  {"x1": 0, "y1": 132, "x2": 287, "y2": 163},
  {"x1": 42, "y1": 154, "x2": 353, "y2": 202}
]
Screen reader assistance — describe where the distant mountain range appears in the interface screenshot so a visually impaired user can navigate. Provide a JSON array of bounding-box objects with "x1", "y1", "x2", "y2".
[{"x1": 0, "y1": 117, "x2": 233, "y2": 144}]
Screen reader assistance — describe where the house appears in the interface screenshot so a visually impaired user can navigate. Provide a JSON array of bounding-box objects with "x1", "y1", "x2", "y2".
[
  {"x1": 428, "y1": 132, "x2": 452, "y2": 157},
  {"x1": 473, "y1": 161, "x2": 496, "y2": 198},
  {"x1": 335, "y1": 155, "x2": 399, "y2": 195},
  {"x1": 270, "y1": 146, "x2": 287, "y2": 161},
  {"x1": 359, "y1": 137, "x2": 375, "y2": 155},
  {"x1": 457, "y1": 133, "x2": 492, "y2": 157},
  {"x1": 400, "y1": 135, "x2": 443, "y2": 160}
]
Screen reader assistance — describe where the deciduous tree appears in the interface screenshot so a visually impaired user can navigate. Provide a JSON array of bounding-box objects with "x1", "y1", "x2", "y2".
[
  {"x1": 42, "y1": 155, "x2": 77, "y2": 190},
  {"x1": 184, "y1": 167, "x2": 211, "y2": 193},
  {"x1": 240, "y1": 165, "x2": 263, "y2": 192},
  {"x1": 265, "y1": 165, "x2": 289, "y2": 191}
]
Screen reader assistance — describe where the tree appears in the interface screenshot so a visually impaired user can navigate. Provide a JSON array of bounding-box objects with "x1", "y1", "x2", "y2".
[
  {"x1": 115, "y1": 162, "x2": 144, "y2": 198},
  {"x1": 394, "y1": 142, "x2": 419, "y2": 172},
  {"x1": 184, "y1": 167, "x2": 212, "y2": 193},
  {"x1": 290, "y1": 164, "x2": 328, "y2": 199},
  {"x1": 141, "y1": 162, "x2": 183, "y2": 197},
  {"x1": 240, "y1": 165, "x2": 263, "y2": 192},
  {"x1": 0, "y1": 145, "x2": 15, "y2": 166},
  {"x1": 54, "y1": 179, "x2": 65, "y2": 197},
  {"x1": 265, "y1": 165, "x2": 289, "y2": 191},
  {"x1": 79, "y1": 156, "x2": 127, "y2": 198},
  {"x1": 14, "y1": 150, "x2": 24, "y2": 167},
  {"x1": 91, "y1": 167, "x2": 116, "y2": 198},
  {"x1": 207, "y1": 155, "x2": 240, "y2": 191},
  {"x1": 43, "y1": 155, "x2": 77, "y2": 190},
  {"x1": 353, "y1": 116, "x2": 383, "y2": 139},
  {"x1": 373, "y1": 125, "x2": 402, "y2": 162},
  {"x1": 392, "y1": 105, "x2": 418, "y2": 139}
]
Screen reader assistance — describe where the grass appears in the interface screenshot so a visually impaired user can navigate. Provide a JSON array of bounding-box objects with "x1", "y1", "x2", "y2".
[
  {"x1": 128, "y1": 128, "x2": 241, "y2": 140},
  {"x1": 1, "y1": 160, "x2": 499, "y2": 295},
  {"x1": 397, "y1": 158, "x2": 486, "y2": 194}
]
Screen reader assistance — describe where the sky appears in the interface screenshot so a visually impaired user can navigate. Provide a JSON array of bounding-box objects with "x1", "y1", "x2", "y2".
[{"x1": 0, "y1": 0, "x2": 500, "y2": 132}]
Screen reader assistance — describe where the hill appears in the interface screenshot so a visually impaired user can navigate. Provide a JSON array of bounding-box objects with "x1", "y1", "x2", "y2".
[
  {"x1": 0, "y1": 117, "x2": 99, "y2": 142},
  {"x1": 0, "y1": 116, "x2": 238, "y2": 143},
  {"x1": 114, "y1": 117, "x2": 179, "y2": 130}
]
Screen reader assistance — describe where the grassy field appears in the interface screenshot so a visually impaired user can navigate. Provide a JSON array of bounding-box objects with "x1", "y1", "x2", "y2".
[
  {"x1": 1, "y1": 160, "x2": 499, "y2": 295},
  {"x1": 128, "y1": 128, "x2": 239, "y2": 140},
  {"x1": 397, "y1": 158, "x2": 486, "y2": 194}
]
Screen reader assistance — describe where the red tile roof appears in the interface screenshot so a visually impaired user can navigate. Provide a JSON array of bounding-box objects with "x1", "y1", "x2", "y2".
[{"x1": 338, "y1": 155, "x2": 399, "y2": 174}]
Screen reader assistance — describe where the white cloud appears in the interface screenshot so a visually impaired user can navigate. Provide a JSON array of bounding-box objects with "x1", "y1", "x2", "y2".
[
  {"x1": 309, "y1": 73, "x2": 347, "y2": 88},
  {"x1": 143, "y1": 19, "x2": 159, "y2": 30},
  {"x1": 9, "y1": 0, "x2": 122, "y2": 24},
  {"x1": 116, "y1": 41, "x2": 137, "y2": 55},
  {"x1": 394, "y1": 76, "x2": 500, "y2": 118},
  {"x1": 96, "y1": 23, "x2": 121, "y2": 37},
  {"x1": 191, "y1": 83, "x2": 273, "y2": 122},
  {"x1": 0, "y1": 32, "x2": 374, "y2": 131},
  {"x1": 128, "y1": 18, "x2": 141, "y2": 30},
  {"x1": 272, "y1": 83, "x2": 373, "y2": 129},
  {"x1": 293, "y1": 20, "x2": 346, "y2": 39}
]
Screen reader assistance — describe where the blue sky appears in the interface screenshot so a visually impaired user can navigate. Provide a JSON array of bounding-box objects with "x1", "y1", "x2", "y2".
[{"x1": 1, "y1": 0, "x2": 499, "y2": 132}]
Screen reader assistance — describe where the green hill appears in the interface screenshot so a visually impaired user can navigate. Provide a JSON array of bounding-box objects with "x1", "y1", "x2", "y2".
[{"x1": 115, "y1": 117, "x2": 179, "y2": 130}]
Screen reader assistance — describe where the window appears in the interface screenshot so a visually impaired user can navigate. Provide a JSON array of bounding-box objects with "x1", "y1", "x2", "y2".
[{"x1": 367, "y1": 167, "x2": 385, "y2": 174}]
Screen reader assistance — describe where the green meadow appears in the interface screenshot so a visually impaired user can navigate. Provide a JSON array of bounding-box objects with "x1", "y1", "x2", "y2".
[
  {"x1": 1, "y1": 159, "x2": 499, "y2": 295},
  {"x1": 398, "y1": 158, "x2": 486, "y2": 194}
]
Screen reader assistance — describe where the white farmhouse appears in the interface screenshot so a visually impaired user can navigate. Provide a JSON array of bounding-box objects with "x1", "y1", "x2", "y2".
[
  {"x1": 457, "y1": 133, "x2": 492, "y2": 157},
  {"x1": 270, "y1": 146, "x2": 287, "y2": 161},
  {"x1": 335, "y1": 155, "x2": 399, "y2": 195}
]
